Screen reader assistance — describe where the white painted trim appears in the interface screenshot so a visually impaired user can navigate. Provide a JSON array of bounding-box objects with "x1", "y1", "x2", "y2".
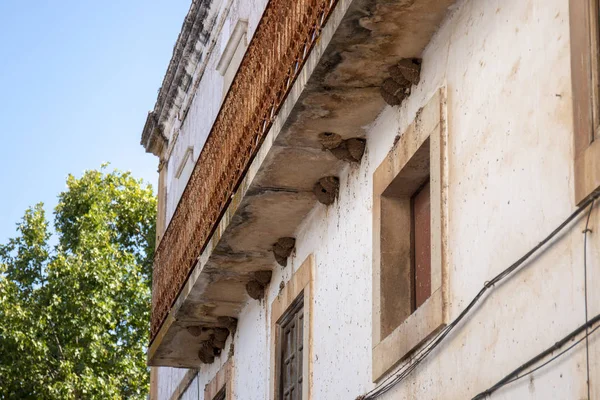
[
  {"x1": 216, "y1": 19, "x2": 248, "y2": 76},
  {"x1": 175, "y1": 146, "x2": 194, "y2": 179}
]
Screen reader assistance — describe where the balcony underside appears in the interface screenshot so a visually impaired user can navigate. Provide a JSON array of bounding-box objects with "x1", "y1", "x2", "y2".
[{"x1": 150, "y1": 0, "x2": 454, "y2": 367}]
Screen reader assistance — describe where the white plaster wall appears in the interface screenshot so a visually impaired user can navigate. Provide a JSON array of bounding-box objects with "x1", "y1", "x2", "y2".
[
  {"x1": 181, "y1": 376, "x2": 200, "y2": 400},
  {"x1": 156, "y1": 334, "x2": 235, "y2": 400},
  {"x1": 158, "y1": 0, "x2": 600, "y2": 398},
  {"x1": 164, "y1": 0, "x2": 269, "y2": 223},
  {"x1": 156, "y1": 367, "x2": 188, "y2": 400},
  {"x1": 156, "y1": 0, "x2": 268, "y2": 376}
]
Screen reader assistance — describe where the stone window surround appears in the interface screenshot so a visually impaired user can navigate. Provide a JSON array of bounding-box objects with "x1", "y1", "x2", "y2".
[
  {"x1": 270, "y1": 255, "x2": 314, "y2": 400},
  {"x1": 570, "y1": 0, "x2": 600, "y2": 204},
  {"x1": 372, "y1": 88, "x2": 449, "y2": 382},
  {"x1": 204, "y1": 358, "x2": 234, "y2": 400}
]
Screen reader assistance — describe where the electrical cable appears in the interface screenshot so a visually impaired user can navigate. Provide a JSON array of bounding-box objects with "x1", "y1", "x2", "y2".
[
  {"x1": 499, "y1": 325, "x2": 600, "y2": 388},
  {"x1": 471, "y1": 314, "x2": 600, "y2": 399},
  {"x1": 357, "y1": 192, "x2": 599, "y2": 400},
  {"x1": 583, "y1": 199, "x2": 594, "y2": 400}
]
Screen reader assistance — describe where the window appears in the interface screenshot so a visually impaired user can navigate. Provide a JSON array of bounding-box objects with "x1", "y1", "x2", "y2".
[
  {"x1": 570, "y1": 0, "x2": 600, "y2": 204},
  {"x1": 277, "y1": 294, "x2": 304, "y2": 400},
  {"x1": 204, "y1": 359, "x2": 233, "y2": 400},
  {"x1": 376, "y1": 138, "x2": 432, "y2": 339},
  {"x1": 372, "y1": 88, "x2": 448, "y2": 381},
  {"x1": 213, "y1": 388, "x2": 226, "y2": 400},
  {"x1": 270, "y1": 255, "x2": 313, "y2": 400}
]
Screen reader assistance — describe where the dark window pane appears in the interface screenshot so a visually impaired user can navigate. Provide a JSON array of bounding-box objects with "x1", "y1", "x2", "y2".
[
  {"x1": 412, "y1": 180, "x2": 431, "y2": 310},
  {"x1": 278, "y1": 294, "x2": 304, "y2": 400},
  {"x1": 213, "y1": 388, "x2": 226, "y2": 400}
]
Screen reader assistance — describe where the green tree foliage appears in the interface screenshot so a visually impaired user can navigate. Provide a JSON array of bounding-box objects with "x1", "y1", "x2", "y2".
[{"x1": 0, "y1": 167, "x2": 156, "y2": 399}]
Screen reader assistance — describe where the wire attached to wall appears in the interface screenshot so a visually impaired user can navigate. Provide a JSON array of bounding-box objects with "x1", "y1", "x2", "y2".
[
  {"x1": 583, "y1": 199, "x2": 594, "y2": 400},
  {"x1": 357, "y1": 193, "x2": 599, "y2": 400},
  {"x1": 471, "y1": 315, "x2": 600, "y2": 399}
]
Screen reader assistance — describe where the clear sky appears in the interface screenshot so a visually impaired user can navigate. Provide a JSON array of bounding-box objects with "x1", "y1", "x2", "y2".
[{"x1": 0, "y1": 0, "x2": 190, "y2": 243}]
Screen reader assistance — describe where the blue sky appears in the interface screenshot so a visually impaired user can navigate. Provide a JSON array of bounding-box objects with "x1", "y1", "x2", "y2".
[{"x1": 0, "y1": 0, "x2": 190, "y2": 243}]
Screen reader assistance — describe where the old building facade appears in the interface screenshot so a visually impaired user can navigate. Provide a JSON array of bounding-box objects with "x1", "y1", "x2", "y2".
[{"x1": 141, "y1": 0, "x2": 600, "y2": 399}]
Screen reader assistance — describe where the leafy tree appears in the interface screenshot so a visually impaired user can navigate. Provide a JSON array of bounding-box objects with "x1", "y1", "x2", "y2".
[{"x1": 0, "y1": 167, "x2": 156, "y2": 399}]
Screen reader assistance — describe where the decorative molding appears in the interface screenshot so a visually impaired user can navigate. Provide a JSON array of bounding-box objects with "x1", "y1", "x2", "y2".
[
  {"x1": 175, "y1": 146, "x2": 194, "y2": 179},
  {"x1": 141, "y1": 113, "x2": 168, "y2": 157},
  {"x1": 216, "y1": 20, "x2": 248, "y2": 75},
  {"x1": 140, "y1": 0, "x2": 224, "y2": 156}
]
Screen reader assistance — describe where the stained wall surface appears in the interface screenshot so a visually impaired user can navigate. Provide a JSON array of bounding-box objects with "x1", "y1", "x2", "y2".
[
  {"x1": 163, "y1": 0, "x2": 269, "y2": 224},
  {"x1": 156, "y1": 0, "x2": 600, "y2": 398}
]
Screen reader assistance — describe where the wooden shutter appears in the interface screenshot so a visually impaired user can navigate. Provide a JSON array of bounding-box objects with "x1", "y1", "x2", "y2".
[
  {"x1": 412, "y1": 180, "x2": 431, "y2": 310},
  {"x1": 278, "y1": 294, "x2": 304, "y2": 400}
]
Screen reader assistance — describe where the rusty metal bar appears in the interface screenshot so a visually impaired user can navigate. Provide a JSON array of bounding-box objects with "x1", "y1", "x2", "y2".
[{"x1": 151, "y1": 0, "x2": 339, "y2": 341}]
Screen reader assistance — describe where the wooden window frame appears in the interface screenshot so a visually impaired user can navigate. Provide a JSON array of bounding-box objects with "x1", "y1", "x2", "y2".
[
  {"x1": 570, "y1": 0, "x2": 600, "y2": 204},
  {"x1": 277, "y1": 293, "x2": 305, "y2": 400},
  {"x1": 204, "y1": 359, "x2": 234, "y2": 400},
  {"x1": 270, "y1": 255, "x2": 313, "y2": 400},
  {"x1": 372, "y1": 88, "x2": 448, "y2": 381},
  {"x1": 411, "y1": 180, "x2": 432, "y2": 311}
]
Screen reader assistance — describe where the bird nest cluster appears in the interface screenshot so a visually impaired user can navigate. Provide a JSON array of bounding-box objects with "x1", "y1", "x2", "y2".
[{"x1": 150, "y1": 0, "x2": 340, "y2": 341}]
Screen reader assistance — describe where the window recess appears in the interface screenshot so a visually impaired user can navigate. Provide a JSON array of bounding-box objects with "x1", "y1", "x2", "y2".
[
  {"x1": 278, "y1": 294, "x2": 304, "y2": 400},
  {"x1": 270, "y1": 255, "x2": 313, "y2": 400},
  {"x1": 570, "y1": 0, "x2": 600, "y2": 204},
  {"x1": 372, "y1": 88, "x2": 448, "y2": 381},
  {"x1": 412, "y1": 180, "x2": 431, "y2": 311},
  {"x1": 213, "y1": 388, "x2": 226, "y2": 400}
]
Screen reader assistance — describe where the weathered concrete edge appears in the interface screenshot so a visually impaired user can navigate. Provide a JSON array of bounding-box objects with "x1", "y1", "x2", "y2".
[
  {"x1": 141, "y1": 0, "x2": 219, "y2": 156},
  {"x1": 164, "y1": 0, "x2": 236, "y2": 164},
  {"x1": 147, "y1": 0, "x2": 354, "y2": 364}
]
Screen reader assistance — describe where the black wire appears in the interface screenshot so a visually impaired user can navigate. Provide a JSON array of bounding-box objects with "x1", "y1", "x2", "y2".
[
  {"x1": 359, "y1": 193, "x2": 600, "y2": 400},
  {"x1": 493, "y1": 324, "x2": 600, "y2": 391},
  {"x1": 471, "y1": 314, "x2": 600, "y2": 399},
  {"x1": 583, "y1": 199, "x2": 594, "y2": 400}
]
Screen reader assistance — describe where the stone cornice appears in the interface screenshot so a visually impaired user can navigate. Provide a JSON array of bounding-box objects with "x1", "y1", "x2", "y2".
[{"x1": 140, "y1": 0, "x2": 216, "y2": 157}]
